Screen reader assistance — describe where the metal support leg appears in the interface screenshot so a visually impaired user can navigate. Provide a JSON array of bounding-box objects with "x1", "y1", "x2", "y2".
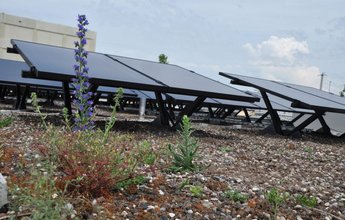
[
  {"x1": 287, "y1": 113, "x2": 319, "y2": 136},
  {"x1": 49, "y1": 91, "x2": 58, "y2": 106},
  {"x1": 260, "y1": 90, "x2": 283, "y2": 135},
  {"x1": 255, "y1": 111, "x2": 269, "y2": 124},
  {"x1": 15, "y1": 85, "x2": 21, "y2": 109},
  {"x1": 221, "y1": 107, "x2": 235, "y2": 119},
  {"x1": 287, "y1": 113, "x2": 305, "y2": 126},
  {"x1": 92, "y1": 92, "x2": 102, "y2": 106},
  {"x1": 234, "y1": 109, "x2": 242, "y2": 116},
  {"x1": 173, "y1": 96, "x2": 206, "y2": 127},
  {"x1": 19, "y1": 85, "x2": 30, "y2": 109},
  {"x1": 154, "y1": 92, "x2": 169, "y2": 126},
  {"x1": 0, "y1": 86, "x2": 4, "y2": 100},
  {"x1": 243, "y1": 108, "x2": 251, "y2": 122},
  {"x1": 216, "y1": 108, "x2": 226, "y2": 118},
  {"x1": 316, "y1": 111, "x2": 331, "y2": 135},
  {"x1": 208, "y1": 106, "x2": 214, "y2": 118}
]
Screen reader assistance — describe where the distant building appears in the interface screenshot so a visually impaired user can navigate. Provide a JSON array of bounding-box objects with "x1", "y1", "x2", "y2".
[{"x1": 0, "y1": 12, "x2": 96, "y2": 61}]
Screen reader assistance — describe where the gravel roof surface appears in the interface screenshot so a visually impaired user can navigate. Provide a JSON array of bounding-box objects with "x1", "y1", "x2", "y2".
[{"x1": 0, "y1": 108, "x2": 344, "y2": 219}]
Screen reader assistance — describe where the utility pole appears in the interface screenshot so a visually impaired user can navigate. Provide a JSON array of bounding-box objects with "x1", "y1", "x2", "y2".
[{"x1": 319, "y1": 72, "x2": 326, "y2": 90}]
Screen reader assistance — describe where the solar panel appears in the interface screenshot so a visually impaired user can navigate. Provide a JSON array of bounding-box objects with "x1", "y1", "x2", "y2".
[
  {"x1": 0, "y1": 59, "x2": 60, "y2": 88},
  {"x1": 220, "y1": 72, "x2": 345, "y2": 114},
  {"x1": 108, "y1": 54, "x2": 258, "y2": 101},
  {"x1": 12, "y1": 40, "x2": 164, "y2": 92},
  {"x1": 279, "y1": 82, "x2": 345, "y2": 107},
  {"x1": 245, "y1": 91, "x2": 313, "y2": 113},
  {"x1": 0, "y1": 59, "x2": 137, "y2": 99}
]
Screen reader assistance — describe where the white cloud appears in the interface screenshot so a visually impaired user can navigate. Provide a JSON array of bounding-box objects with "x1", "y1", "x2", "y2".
[
  {"x1": 258, "y1": 65, "x2": 320, "y2": 89},
  {"x1": 244, "y1": 36, "x2": 321, "y2": 88},
  {"x1": 244, "y1": 36, "x2": 309, "y2": 65}
]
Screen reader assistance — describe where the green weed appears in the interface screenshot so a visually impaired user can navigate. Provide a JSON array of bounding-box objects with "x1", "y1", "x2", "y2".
[
  {"x1": 178, "y1": 179, "x2": 190, "y2": 191},
  {"x1": 0, "y1": 116, "x2": 13, "y2": 128},
  {"x1": 224, "y1": 189, "x2": 248, "y2": 203},
  {"x1": 266, "y1": 188, "x2": 289, "y2": 220},
  {"x1": 296, "y1": 194, "x2": 317, "y2": 208},
  {"x1": 189, "y1": 185, "x2": 203, "y2": 197},
  {"x1": 303, "y1": 146, "x2": 313, "y2": 153},
  {"x1": 9, "y1": 161, "x2": 74, "y2": 219},
  {"x1": 168, "y1": 115, "x2": 200, "y2": 172},
  {"x1": 220, "y1": 146, "x2": 233, "y2": 153},
  {"x1": 115, "y1": 175, "x2": 146, "y2": 190},
  {"x1": 31, "y1": 92, "x2": 48, "y2": 129}
]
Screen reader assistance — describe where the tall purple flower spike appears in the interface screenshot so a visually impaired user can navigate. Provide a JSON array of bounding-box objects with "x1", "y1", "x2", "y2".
[{"x1": 71, "y1": 14, "x2": 94, "y2": 131}]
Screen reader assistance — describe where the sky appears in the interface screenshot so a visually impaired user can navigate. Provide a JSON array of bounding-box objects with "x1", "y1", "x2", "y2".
[{"x1": 1, "y1": 0, "x2": 344, "y2": 94}]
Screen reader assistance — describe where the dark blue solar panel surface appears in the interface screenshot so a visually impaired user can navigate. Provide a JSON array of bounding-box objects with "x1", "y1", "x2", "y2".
[
  {"x1": 279, "y1": 82, "x2": 345, "y2": 107},
  {"x1": 0, "y1": 58, "x2": 137, "y2": 97},
  {"x1": 12, "y1": 40, "x2": 163, "y2": 89},
  {"x1": 245, "y1": 91, "x2": 313, "y2": 113},
  {"x1": 0, "y1": 59, "x2": 60, "y2": 87},
  {"x1": 220, "y1": 72, "x2": 345, "y2": 112},
  {"x1": 109, "y1": 55, "x2": 257, "y2": 100}
]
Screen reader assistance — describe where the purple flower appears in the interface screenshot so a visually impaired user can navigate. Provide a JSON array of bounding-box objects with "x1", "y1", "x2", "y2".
[
  {"x1": 72, "y1": 14, "x2": 94, "y2": 131},
  {"x1": 81, "y1": 38, "x2": 87, "y2": 45}
]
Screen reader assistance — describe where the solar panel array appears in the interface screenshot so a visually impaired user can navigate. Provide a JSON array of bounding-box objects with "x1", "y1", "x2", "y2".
[{"x1": 12, "y1": 40, "x2": 258, "y2": 102}]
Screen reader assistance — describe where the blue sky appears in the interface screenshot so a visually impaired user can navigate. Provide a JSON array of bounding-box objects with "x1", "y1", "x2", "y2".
[{"x1": 1, "y1": 0, "x2": 344, "y2": 94}]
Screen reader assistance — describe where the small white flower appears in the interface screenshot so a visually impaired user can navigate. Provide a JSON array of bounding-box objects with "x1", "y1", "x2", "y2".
[{"x1": 52, "y1": 193, "x2": 58, "y2": 199}]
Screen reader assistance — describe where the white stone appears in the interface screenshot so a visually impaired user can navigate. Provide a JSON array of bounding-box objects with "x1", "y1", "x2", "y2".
[
  {"x1": 158, "y1": 190, "x2": 165, "y2": 195},
  {"x1": 297, "y1": 215, "x2": 303, "y2": 220},
  {"x1": 121, "y1": 211, "x2": 128, "y2": 217},
  {"x1": 187, "y1": 209, "x2": 193, "y2": 214},
  {"x1": 202, "y1": 200, "x2": 213, "y2": 209},
  {"x1": 0, "y1": 174, "x2": 8, "y2": 208},
  {"x1": 252, "y1": 187, "x2": 260, "y2": 192},
  {"x1": 147, "y1": 205, "x2": 155, "y2": 210},
  {"x1": 168, "y1": 213, "x2": 175, "y2": 218}
]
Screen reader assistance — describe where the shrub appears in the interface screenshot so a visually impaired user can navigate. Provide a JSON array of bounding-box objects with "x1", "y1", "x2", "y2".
[
  {"x1": 42, "y1": 129, "x2": 154, "y2": 198},
  {"x1": 168, "y1": 115, "x2": 199, "y2": 172}
]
